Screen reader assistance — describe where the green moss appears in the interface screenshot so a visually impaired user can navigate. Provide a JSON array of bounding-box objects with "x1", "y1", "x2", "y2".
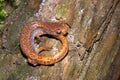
[
  {"x1": 0, "y1": 0, "x2": 8, "y2": 30},
  {"x1": 0, "y1": 9, "x2": 8, "y2": 21},
  {"x1": 55, "y1": 0, "x2": 75, "y2": 23},
  {"x1": 56, "y1": 2, "x2": 71, "y2": 19},
  {"x1": 0, "y1": 0, "x2": 8, "y2": 18}
]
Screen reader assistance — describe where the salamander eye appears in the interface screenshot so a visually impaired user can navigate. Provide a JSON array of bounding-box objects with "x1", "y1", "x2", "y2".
[{"x1": 57, "y1": 29, "x2": 61, "y2": 34}]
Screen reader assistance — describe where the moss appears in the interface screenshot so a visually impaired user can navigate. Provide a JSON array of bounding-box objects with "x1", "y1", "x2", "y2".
[
  {"x1": 0, "y1": 0, "x2": 8, "y2": 31},
  {"x1": 56, "y1": 0, "x2": 75, "y2": 23},
  {"x1": 0, "y1": 0, "x2": 8, "y2": 20}
]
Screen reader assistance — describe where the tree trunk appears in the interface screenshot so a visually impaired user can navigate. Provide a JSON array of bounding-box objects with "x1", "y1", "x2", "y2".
[{"x1": 0, "y1": 0, "x2": 120, "y2": 80}]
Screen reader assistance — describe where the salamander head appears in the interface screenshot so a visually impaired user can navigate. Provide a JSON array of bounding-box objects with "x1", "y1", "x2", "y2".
[{"x1": 52, "y1": 23, "x2": 68, "y2": 35}]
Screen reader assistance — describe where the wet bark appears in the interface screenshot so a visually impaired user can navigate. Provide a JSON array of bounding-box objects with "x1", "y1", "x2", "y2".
[{"x1": 0, "y1": 0, "x2": 120, "y2": 80}]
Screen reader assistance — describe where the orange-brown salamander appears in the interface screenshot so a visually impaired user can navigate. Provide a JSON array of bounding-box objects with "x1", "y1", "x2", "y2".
[{"x1": 20, "y1": 21, "x2": 68, "y2": 66}]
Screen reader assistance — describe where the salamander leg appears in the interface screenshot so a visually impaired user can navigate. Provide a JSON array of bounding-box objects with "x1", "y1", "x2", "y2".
[
  {"x1": 35, "y1": 33, "x2": 44, "y2": 42},
  {"x1": 37, "y1": 46, "x2": 52, "y2": 53},
  {"x1": 28, "y1": 58, "x2": 38, "y2": 66}
]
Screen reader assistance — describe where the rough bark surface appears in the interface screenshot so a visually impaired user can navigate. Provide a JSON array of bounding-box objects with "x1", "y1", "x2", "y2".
[{"x1": 0, "y1": 0, "x2": 120, "y2": 80}]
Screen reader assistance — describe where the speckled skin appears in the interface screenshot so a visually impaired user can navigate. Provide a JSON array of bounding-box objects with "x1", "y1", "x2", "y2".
[{"x1": 20, "y1": 21, "x2": 68, "y2": 65}]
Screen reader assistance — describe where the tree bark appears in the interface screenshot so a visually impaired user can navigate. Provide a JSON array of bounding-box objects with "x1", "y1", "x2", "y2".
[{"x1": 0, "y1": 0, "x2": 120, "y2": 80}]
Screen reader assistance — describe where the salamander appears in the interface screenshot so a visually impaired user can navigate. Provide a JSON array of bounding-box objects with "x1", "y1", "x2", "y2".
[{"x1": 20, "y1": 20, "x2": 68, "y2": 66}]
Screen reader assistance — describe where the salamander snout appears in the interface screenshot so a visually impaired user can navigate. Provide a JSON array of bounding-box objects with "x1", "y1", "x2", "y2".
[{"x1": 57, "y1": 26, "x2": 68, "y2": 35}]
